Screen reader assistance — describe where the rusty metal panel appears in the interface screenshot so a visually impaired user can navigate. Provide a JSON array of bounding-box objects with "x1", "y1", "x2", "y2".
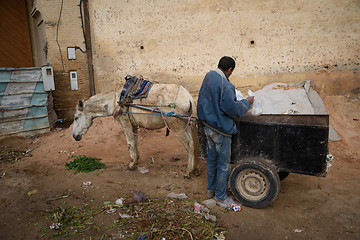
[{"x1": 0, "y1": 67, "x2": 50, "y2": 138}]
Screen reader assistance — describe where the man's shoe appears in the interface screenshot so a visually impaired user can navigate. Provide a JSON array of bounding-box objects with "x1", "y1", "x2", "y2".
[{"x1": 207, "y1": 190, "x2": 215, "y2": 199}]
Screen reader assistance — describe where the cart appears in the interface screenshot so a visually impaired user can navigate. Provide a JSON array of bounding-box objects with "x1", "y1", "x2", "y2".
[{"x1": 198, "y1": 113, "x2": 331, "y2": 208}]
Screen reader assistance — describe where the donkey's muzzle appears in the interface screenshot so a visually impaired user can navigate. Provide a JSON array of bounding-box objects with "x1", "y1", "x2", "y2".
[{"x1": 73, "y1": 134, "x2": 82, "y2": 141}]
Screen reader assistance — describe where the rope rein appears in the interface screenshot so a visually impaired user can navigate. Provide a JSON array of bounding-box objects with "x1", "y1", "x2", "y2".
[
  {"x1": 158, "y1": 107, "x2": 193, "y2": 136},
  {"x1": 123, "y1": 105, "x2": 194, "y2": 136}
]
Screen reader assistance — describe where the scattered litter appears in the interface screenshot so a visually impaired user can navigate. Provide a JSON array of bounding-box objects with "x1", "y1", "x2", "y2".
[
  {"x1": 204, "y1": 213, "x2": 217, "y2": 221},
  {"x1": 137, "y1": 166, "x2": 149, "y2": 174},
  {"x1": 104, "y1": 201, "x2": 111, "y2": 205},
  {"x1": 32, "y1": 139, "x2": 39, "y2": 144},
  {"x1": 119, "y1": 213, "x2": 133, "y2": 219},
  {"x1": 1, "y1": 172, "x2": 5, "y2": 178},
  {"x1": 78, "y1": 198, "x2": 223, "y2": 238},
  {"x1": 107, "y1": 208, "x2": 117, "y2": 213},
  {"x1": 115, "y1": 198, "x2": 124, "y2": 206},
  {"x1": 215, "y1": 231, "x2": 226, "y2": 240},
  {"x1": 133, "y1": 189, "x2": 148, "y2": 203},
  {"x1": 230, "y1": 203, "x2": 242, "y2": 212},
  {"x1": 294, "y1": 229, "x2": 303, "y2": 233},
  {"x1": 202, "y1": 199, "x2": 216, "y2": 209},
  {"x1": 60, "y1": 134, "x2": 65, "y2": 137},
  {"x1": 110, "y1": 233, "x2": 126, "y2": 239},
  {"x1": 49, "y1": 222, "x2": 62, "y2": 230},
  {"x1": 216, "y1": 196, "x2": 235, "y2": 208},
  {"x1": 327, "y1": 154, "x2": 334, "y2": 161},
  {"x1": 167, "y1": 192, "x2": 188, "y2": 199},
  {"x1": 59, "y1": 150, "x2": 67, "y2": 153},
  {"x1": 326, "y1": 154, "x2": 334, "y2": 172},
  {"x1": 326, "y1": 162, "x2": 332, "y2": 172},
  {"x1": 25, "y1": 149, "x2": 33, "y2": 154},
  {"x1": 194, "y1": 202, "x2": 201, "y2": 214},
  {"x1": 194, "y1": 202, "x2": 209, "y2": 214},
  {"x1": 83, "y1": 181, "x2": 92, "y2": 193},
  {"x1": 27, "y1": 189, "x2": 38, "y2": 196},
  {"x1": 151, "y1": 157, "x2": 155, "y2": 163},
  {"x1": 83, "y1": 181, "x2": 92, "y2": 186}
]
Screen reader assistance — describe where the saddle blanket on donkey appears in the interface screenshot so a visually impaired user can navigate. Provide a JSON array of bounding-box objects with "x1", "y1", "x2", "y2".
[{"x1": 119, "y1": 75, "x2": 153, "y2": 105}]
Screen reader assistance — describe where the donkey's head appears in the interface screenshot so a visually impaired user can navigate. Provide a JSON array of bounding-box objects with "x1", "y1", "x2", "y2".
[{"x1": 72, "y1": 100, "x2": 93, "y2": 141}]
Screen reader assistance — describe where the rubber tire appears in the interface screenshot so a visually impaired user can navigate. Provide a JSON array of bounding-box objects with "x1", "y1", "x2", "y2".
[
  {"x1": 229, "y1": 158, "x2": 280, "y2": 209},
  {"x1": 278, "y1": 171, "x2": 290, "y2": 181}
]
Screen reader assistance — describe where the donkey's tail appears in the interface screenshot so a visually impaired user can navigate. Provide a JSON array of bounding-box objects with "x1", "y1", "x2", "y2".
[
  {"x1": 188, "y1": 100, "x2": 193, "y2": 115},
  {"x1": 180, "y1": 85, "x2": 196, "y2": 117}
]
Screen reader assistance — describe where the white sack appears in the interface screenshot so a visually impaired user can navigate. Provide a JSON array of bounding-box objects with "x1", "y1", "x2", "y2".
[{"x1": 247, "y1": 83, "x2": 315, "y2": 115}]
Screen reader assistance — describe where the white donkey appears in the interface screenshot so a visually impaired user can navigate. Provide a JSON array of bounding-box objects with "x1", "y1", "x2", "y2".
[{"x1": 72, "y1": 84, "x2": 200, "y2": 178}]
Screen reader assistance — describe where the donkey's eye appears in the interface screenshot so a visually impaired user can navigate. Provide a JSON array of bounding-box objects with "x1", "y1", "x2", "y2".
[{"x1": 75, "y1": 117, "x2": 79, "y2": 121}]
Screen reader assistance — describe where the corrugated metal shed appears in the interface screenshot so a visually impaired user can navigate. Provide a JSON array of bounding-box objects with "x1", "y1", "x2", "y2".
[{"x1": 0, "y1": 67, "x2": 51, "y2": 138}]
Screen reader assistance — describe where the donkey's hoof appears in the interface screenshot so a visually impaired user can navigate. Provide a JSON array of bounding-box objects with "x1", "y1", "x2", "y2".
[
  {"x1": 128, "y1": 164, "x2": 136, "y2": 170},
  {"x1": 183, "y1": 173, "x2": 191, "y2": 179},
  {"x1": 194, "y1": 168, "x2": 201, "y2": 177}
]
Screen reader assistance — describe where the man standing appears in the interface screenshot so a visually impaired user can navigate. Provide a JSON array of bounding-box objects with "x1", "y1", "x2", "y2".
[{"x1": 197, "y1": 56, "x2": 254, "y2": 206}]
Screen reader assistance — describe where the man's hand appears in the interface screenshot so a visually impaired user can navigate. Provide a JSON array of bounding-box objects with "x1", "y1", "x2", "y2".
[{"x1": 246, "y1": 96, "x2": 254, "y2": 105}]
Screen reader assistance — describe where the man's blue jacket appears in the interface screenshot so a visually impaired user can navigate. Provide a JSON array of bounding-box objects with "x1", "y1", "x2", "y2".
[{"x1": 197, "y1": 68, "x2": 250, "y2": 135}]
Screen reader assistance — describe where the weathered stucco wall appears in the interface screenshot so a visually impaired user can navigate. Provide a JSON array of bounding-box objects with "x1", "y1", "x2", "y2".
[
  {"x1": 33, "y1": 0, "x2": 359, "y2": 119},
  {"x1": 89, "y1": 0, "x2": 360, "y2": 94}
]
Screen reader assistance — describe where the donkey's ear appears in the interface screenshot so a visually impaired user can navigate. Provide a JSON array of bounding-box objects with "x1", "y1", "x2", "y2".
[{"x1": 77, "y1": 100, "x2": 84, "y2": 111}]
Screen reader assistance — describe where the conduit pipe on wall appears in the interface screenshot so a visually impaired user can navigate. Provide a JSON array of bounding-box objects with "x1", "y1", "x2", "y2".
[{"x1": 80, "y1": 0, "x2": 95, "y2": 96}]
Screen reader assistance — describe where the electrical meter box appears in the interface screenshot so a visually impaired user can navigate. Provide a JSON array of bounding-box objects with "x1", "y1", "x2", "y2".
[
  {"x1": 70, "y1": 71, "x2": 78, "y2": 90},
  {"x1": 67, "y1": 47, "x2": 76, "y2": 60},
  {"x1": 41, "y1": 66, "x2": 55, "y2": 91}
]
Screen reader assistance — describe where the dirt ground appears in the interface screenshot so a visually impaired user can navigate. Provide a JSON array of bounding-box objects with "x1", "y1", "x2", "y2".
[{"x1": 0, "y1": 84, "x2": 359, "y2": 239}]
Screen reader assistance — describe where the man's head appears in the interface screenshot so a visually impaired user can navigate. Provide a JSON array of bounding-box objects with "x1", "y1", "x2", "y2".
[{"x1": 218, "y1": 56, "x2": 235, "y2": 77}]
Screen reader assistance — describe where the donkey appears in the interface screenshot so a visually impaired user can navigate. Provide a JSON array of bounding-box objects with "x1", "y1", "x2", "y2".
[{"x1": 72, "y1": 84, "x2": 200, "y2": 178}]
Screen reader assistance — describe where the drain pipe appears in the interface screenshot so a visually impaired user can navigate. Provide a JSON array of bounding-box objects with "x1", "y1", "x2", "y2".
[{"x1": 82, "y1": 0, "x2": 95, "y2": 96}]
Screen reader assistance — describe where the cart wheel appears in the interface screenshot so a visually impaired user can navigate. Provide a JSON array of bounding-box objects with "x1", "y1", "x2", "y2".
[
  {"x1": 278, "y1": 171, "x2": 290, "y2": 181},
  {"x1": 229, "y1": 159, "x2": 280, "y2": 209}
]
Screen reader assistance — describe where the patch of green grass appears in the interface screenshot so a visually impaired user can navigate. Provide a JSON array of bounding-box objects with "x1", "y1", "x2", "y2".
[{"x1": 65, "y1": 155, "x2": 106, "y2": 173}]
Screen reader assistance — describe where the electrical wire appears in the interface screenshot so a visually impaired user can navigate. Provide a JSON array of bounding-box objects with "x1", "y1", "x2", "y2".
[
  {"x1": 55, "y1": 0, "x2": 88, "y2": 70},
  {"x1": 75, "y1": 46, "x2": 86, "y2": 53},
  {"x1": 56, "y1": 0, "x2": 65, "y2": 72}
]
